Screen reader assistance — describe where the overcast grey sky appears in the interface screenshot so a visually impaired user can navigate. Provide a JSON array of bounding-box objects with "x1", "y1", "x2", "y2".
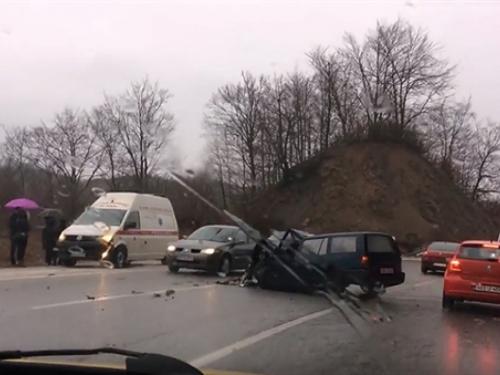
[{"x1": 0, "y1": 1, "x2": 498, "y2": 167}]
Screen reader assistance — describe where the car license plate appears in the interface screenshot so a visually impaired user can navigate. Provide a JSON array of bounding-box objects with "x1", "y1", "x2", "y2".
[
  {"x1": 380, "y1": 268, "x2": 394, "y2": 274},
  {"x1": 177, "y1": 254, "x2": 194, "y2": 262},
  {"x1": 474, "y1": 284, "x2": 500, "y2": 293},
  {"x1": 434, "y1": 262, "x2": 446, "y2": 267}
]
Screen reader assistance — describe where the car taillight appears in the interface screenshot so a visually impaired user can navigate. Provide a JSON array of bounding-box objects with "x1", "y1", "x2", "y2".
[
  {"x1": 449, "y1": 259, "x2": 461, "y2": 272},
  {"x1": 423, "y1": 251, "x2": 428, "y2": 257},
  {"x1": 361, "y1": 255, "x2": 369, "y2": 268}
]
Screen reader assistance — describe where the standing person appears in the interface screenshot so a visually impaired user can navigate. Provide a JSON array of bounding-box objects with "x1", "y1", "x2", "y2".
[
  {"x1": 55, "y1": 218, "x2": 67, "y2": 265},
  {"x1": 42, "y1": 216, "x2": 59, "y2": 266},
  {"x1": 9, "y1": 207, "x2": 30, "y2": 267}
]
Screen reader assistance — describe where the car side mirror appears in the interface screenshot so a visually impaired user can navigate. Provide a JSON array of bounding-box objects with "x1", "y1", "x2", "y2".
[{"x1": 124, "y1": 222, "x2": 137, "y2": 230}]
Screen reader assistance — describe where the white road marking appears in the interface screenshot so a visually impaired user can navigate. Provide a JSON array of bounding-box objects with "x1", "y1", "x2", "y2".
[
  {"x1": 189, "y1": 308, "x2": 334, "y2": 368},
  {"x1": 0, "y1": 266, "x2": 161, "y2": 282},
  {"x1": 32, "y1": 284, "x2": 216, "y2": 310},
  {"x1": 413, "y1": 280, "x2": 435, "y2": 288}
]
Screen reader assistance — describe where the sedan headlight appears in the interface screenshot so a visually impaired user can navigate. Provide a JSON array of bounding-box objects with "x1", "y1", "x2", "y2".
[
  {"x1": 58, "y1": 233, "x2": 66, "y2": 242},
  {"x1": 167, "y1": 245, "x2": 176, "y2": 252},
  {"x1": 201, "y1": 248, "x2": 215, "y2": 255}
]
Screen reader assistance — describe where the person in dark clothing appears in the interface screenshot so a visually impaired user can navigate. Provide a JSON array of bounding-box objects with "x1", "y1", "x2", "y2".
[
  {"x1": 55, "y1": 219, "x2": 67, "y2": 265},
  {"x1": 9, "y1": 207, "x2": 30, "y2": 267},
  {"x1": 42, "y1": 216, "x2": 59, "y2": 265}
]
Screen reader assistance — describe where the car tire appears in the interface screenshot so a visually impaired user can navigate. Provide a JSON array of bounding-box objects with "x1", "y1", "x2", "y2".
[
  {"x1": 442, "y1": 293, "x2": 455, "y2": 309},
  {"x1": 112, "y1": 247, "x2": 127, "y2": 269},
  {"x1": 63, "y1": 259, "x2": 77, "y2": 267},
  {"x1": 217, "y1": 255, "x2": 232, "y2": 278},
  {"x1": 168, "y1": 265, "x2": 180, "y2": 273},
  {"x1": 421, "y1": 266, "x2": 428, "y2": 274}
]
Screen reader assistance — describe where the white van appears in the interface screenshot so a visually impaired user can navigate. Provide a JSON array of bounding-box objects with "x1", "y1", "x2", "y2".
[{"x1": 56, "y1": 192, "x2": 179, "y2": 268}]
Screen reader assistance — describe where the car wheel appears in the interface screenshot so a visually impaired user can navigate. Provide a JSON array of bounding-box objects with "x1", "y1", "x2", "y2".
[
  {"x1": 217, "y1": 255, "x2": 232, "y2": 278},
  {"x1": 113, "y1": 247, "x2": 127, "y2": 269},
  {"x1": 442, "y1": 293, "x2": 455, "y2": 309},
  {"x1": 168, "y1": 265, "x2": 180, "y2": 273},
  {"x1": 421, "y1": 266, "x2": 428, "y2": 274}
]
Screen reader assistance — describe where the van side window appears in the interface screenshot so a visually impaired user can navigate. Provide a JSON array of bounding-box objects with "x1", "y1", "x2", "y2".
[
  {"x1": 366, "y1": 235, "x2": 398, "y2": 253},
  {"x1": 234, "y1": 230, "x2": 247, "y2": 243},
  {"x1": 125, "y1": 211, "x2": 141, "y2": 229},
  {"x1": 301, "y1": 238, "x2": 324, "y2": 254},
  {"x1": 329, "y1": 236, "x2": 357, "y2": 253}
]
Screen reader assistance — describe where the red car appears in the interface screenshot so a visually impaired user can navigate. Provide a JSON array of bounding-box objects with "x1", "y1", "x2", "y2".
[
  {"x1": 442, "y1": 240, "x2": 500, "y2": 309},
  {"x1": 421, "y1": 241, "x2": 460, "y2": 274}
]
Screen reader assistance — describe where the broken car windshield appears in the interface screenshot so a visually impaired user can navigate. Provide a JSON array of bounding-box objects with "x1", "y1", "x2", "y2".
[{"x1": 73, "y1": 208, "x2": 127, "y2": 227}]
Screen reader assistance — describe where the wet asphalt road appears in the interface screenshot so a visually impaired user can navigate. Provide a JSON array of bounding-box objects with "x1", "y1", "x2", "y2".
[{"x1": 0, "y1": 260, "x2": 500, "y2": 375}]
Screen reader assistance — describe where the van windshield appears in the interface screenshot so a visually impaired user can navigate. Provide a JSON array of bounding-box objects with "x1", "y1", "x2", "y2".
[{"x1": 73, "y1": 208, "x2": 127, "y2": 227}]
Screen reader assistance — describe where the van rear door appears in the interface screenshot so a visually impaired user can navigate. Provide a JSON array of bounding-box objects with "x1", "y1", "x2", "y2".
[{"x1": 364, "y1": 234, "x2": 402, "y2": 275}]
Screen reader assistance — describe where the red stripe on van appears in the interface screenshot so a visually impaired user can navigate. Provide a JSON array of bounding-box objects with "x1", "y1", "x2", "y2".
[{"x1": 116, "y1": 230, "x2": 178, "y2": 236}]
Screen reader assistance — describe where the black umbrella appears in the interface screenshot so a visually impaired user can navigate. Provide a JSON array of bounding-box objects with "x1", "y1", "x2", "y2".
[{"x1": 38, "y1": 208, "x2": 63, "y2": 218}]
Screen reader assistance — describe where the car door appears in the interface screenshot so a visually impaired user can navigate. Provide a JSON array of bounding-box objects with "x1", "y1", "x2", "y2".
[
  {"x1": 327, "y1": 235, "x2": 360, "y2": 271},
  {"x1": 121, "y1": 211, "x2": 141, "y2": 260},
  {"x1": 299, "y1": 238, "x2": 327, "y2": 268},
  {"x1": 231, "y1": 229, "x2": 254, "y2": 269}
]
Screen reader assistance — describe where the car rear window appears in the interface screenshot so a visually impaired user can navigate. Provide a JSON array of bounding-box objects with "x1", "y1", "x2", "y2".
[
  {"x1": 457, "y1": 245, "x2": 500, "y2": 261},
  {"x1": 366, "y1": 235, "x2": 399, "y2": 253},
  {"x1": 428, "y1": 242, "x2": 459, "y2": 252}
]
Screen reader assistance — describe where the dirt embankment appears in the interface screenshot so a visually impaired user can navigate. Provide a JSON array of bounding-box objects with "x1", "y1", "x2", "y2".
[{"x1": 238, "y1": 143, "x2": 499, "y2": 251}]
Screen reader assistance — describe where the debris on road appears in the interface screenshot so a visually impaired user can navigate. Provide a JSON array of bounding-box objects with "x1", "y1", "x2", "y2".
[
  {"x1": 131, "y1": 290, "x2": 143, "y2": 294},
  {"x1": 216, "y1": 278, "x2": 241, "y2": 286},
  {"x1": 85, "y1": 294, "x2": 95, "y2": 300},
  {"x1": 153, "y1": 293, "x2": 162, "y2": 298},
  {"x1": 46, "y1": 286, "x2": 50, "y2": 290},
  {"x1": 165, "y1": 290, "x2": 175, "y2": 297}
]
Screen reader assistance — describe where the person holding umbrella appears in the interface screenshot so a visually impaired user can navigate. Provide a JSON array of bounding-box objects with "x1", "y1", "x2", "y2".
[
  {"x1": 5, "y1": 198, "x2": 39, "y2": 267},
  {"x1": 38, "y1": 208, "x2": 65, "y2": 266},
  {"x1": 42, "y1": 215, "x2": 59, "y2": 265},
  {"x1": 9, "y1": 207, "x2": 30, "y2": 267}
]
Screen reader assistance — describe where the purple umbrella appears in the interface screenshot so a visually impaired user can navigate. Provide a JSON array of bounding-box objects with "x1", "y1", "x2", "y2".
[{"x1": 4, "y1": 198, "x2": 40, "y2": 210}]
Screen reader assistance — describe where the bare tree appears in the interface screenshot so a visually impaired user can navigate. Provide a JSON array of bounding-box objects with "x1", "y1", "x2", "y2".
[
  {"x1": 307, "y1": 47, "x2": 362, "y2": 142},
  {"x1": 105, "y1": 77, "x2": 175, "y2": 192},
  {"x1": 343, "y1": 18, "x2": 456, "y2": 133},
  {"x1": 205, "y1": 71, "x2": 265, "y2": 195},
  {"x1": 460, "y1": 122, "x2": 500, "y2": 201},
  {"x1": 88, "y1": 104, "x2": 127, "y2": 190},
  {"x1": 26, "y1": 108, "x2": 102, "y2": 216},
  {"x1": 423, "y1": 98, "x2": 474, "y2": 182},
  {"x1": 2, "y1": 125, "x2": 31, "y2": 195}
]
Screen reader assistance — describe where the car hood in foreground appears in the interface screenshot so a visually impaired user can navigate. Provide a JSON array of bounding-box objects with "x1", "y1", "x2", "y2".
[{"x1": 4, "y1": 358, "x2": 262, "y2": 375}]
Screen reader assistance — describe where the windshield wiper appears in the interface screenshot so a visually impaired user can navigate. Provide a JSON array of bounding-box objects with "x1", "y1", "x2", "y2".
[{"x1": 0, "y1": 347, "x2": 204, "y2": 375}]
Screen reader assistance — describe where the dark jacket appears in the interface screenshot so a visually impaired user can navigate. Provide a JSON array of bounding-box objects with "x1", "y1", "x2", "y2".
[
  {"x1": 9, "y1": 212, "x2": 30, "y2": 239},
  {"x1": 42, "y1": 217, "x2": 59, "y2": 251}
]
